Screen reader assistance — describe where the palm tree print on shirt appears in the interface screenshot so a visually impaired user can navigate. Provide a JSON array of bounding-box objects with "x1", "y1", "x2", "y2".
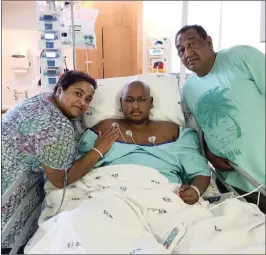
[{"x1": 195, "y1": 87, "x2": 242, "y2": 138}]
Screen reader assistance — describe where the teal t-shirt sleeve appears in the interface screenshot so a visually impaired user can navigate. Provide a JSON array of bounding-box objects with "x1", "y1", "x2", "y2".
[
  {"x1": 231, "y1": 45, "x2": 265, "y2": 95},
  {"x1": 178, "y1": 128, "x2": 211, "y2": 183}
]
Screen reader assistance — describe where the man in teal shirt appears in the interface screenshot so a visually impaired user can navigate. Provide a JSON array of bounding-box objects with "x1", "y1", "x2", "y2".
[{"x1": 175, "y1": 25, "x2": 265, "y2": 213}]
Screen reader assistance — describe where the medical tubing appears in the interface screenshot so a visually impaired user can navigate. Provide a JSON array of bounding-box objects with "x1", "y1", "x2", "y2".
[
  {"x1": 257, "y1": 191, "x2": 261, "y2": 206},
  {"x1": 53, "y1": 169, "x2": 68, "y2": 217},
  {"x1": 118, "y1": 127, "x2": 127, "y2": 142},
  {"x1": 126, "y1": 130, "x2": 137, "y2": 145},
  {"x1": 85, "y1": 45, "x2": 89, "y2": 74},
  {"x1": 229, "y1": 161, "x2": 266, "y2": 196},
  {"x1": 48, "y1": 147, "x2": 103, "y2": 220},
  {"x1": 111, "y1": 123, "x2": 127, "y2": 142},
  {"x1": 130, "y1": 136, "x2": 137, "y2": 145},
  {"x1": 208, "y1": 184, "x2": 263, "y2": 211}
]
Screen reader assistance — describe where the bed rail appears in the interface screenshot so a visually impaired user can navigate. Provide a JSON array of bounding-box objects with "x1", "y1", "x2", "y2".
[{"x1": 197, "y1": 127, "x2": 265, "y2": 199}]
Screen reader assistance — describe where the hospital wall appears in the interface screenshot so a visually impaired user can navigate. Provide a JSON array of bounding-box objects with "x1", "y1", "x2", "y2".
[
  {"x1": 142, "y1": 1, "x2": 266, "y2": 74},
  {"x1": 142, "y1": 1, "x2": 183, "y2": 74},
  {"x1": 1, "y1": 1, "x2": 74, "y2": 107},
  {"x1": 1, "y1": 1, "x2": 265, "y2": 107},
  {"x1": 2, "y1": 0, "x2": 182, "y2": 106}
]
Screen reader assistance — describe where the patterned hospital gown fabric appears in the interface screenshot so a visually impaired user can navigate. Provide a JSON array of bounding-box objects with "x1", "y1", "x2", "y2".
[{"x1": 1, "y1": 93, "x2": 79, "y2": 248}]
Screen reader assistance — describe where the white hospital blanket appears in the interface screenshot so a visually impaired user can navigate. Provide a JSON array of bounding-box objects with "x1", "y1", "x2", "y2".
[{"x1": 25, "y1": 164, "x2": 265, "y2": 254}]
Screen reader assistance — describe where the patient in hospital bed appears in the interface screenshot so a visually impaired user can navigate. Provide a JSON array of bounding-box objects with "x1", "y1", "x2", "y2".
[
  {"x1": 25, "y1": 78, "x2": 265, "y2": 254},
  {"x1": 83, "y1": 79, "x2": 211, "y2": 204}
]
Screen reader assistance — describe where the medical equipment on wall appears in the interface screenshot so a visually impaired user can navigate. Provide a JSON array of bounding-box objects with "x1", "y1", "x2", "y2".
[
  {"x1": 148, "y1": 37, "x2": 171, "y2": 73},
  {"x1": 37, "y1": 14, "x2": 62, "y2": 31},
  {"x1": 60, "y1": 6, "x2": 98, "y2": 49},
  {"x1": 37, "y1": 1, "x2": 64, "y2": 92},
  {"x1": 37, "y1": 1, "x2": 98, "y2": 92},
  {"x1": 40, "y1": 50, "x2": 63, "y2": 67},
  {"x1": 39, "y1": 32, "x2": 62, "y2": 49},
  {"x1": 41, "y1": 67, "x2": 61, "y2": 85}
]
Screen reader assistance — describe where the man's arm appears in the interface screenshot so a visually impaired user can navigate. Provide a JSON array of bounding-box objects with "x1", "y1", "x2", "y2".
[
  {"x1": 178, "y1": 128, "x2": 211, "y2": 199},
  {"x1": 201, "y1": 131, "x2": 233, "y2": 171}
]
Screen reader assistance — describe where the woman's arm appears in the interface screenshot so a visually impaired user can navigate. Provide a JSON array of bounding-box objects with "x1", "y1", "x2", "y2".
[
  {"x1": 42, "y1": 126, "x2": 120, "y2": 189},
  {"x1": 43, "y1": 149, "x2": 101, "y2": 188}
]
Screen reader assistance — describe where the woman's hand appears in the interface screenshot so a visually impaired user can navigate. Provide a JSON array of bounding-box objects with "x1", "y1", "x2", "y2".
[
  {"x1": 206, "y1": 150, "x2": 233, "y2": 172},
  {"x1": 94, "y1": 126, "x2": 120, "y2": 155},
  {"x1": 178, "y1": 184, "x2": 199, "y2": 205}
]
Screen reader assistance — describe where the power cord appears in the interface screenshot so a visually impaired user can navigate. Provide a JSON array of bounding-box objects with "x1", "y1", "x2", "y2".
[{"x1": 208, "y1": 184, "x2": 263, "y2": 211}]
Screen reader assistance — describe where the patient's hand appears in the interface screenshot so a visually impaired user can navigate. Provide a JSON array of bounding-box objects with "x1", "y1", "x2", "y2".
[
  {"x1": 206, "y1": 150, "x2": 233, "y2": 172},
  {"x1": 178, "y1": 184, "x2": 199, "y2": 205},
  {"x1": 94, "y1": 126, "x2": 120, "y2": 155}
]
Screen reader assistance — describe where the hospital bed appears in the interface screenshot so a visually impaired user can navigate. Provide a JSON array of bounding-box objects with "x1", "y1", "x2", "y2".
[{"x1": 1, "y1": 73, "x2": 264, "y2": 254}]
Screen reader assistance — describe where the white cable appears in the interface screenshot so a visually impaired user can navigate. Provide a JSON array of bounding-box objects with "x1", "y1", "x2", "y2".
[
  {"x1": 111, "y1": 123, "x2": 127, "y2": 142},
  {"x1": 126, "y1": 130, "x2": 137, "y2": 145},
  {"x1": 46, "y1": 169, "x2": 68, "y2": 221},
  {"x1": 257, "y1": 191, "x2": 261, "y2": 206},
  {"x1": 148, "y1": 136, "x2": 164, "y2": 152},
  {"x1": 125, "y1": 130, "x2": 132, "y2": 137},
  {"x1": 148, "y1": 136, "x2": 156, "y2": 143},
  {"x1": 209, "y1": 184, "x2": 263, "y2": 211},
  {"x1": 85, "y1": 45, "x2": 89, "y2": 74},
  {"x1": 54, "y1": 169, "x2": 68, "y2": 215},
  {"x1": 119, "y1": 130, "x2": 127, "y2": 142},
  {"x1": 111, "y1": 123, "x2": 119, "y2": 128},
  {"x1": 148, "y1": 136, "x2": 262, "y2": 208},
  {"x1": 229, "y1": 161, "x2": 266, "y2": 196}
]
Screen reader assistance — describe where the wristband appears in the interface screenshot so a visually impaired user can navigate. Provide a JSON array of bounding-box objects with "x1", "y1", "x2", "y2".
[
  {"x1": 190, "y1": 185, "x2": 201, "y2": 200},
  {"x1": 91, "y1": 147, "x2": 103, "y2": 158}
]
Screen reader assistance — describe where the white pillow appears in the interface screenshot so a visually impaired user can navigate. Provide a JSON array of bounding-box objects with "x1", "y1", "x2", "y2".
[{"x1": 83, "y1": 74, "x2": 185, "y2": 127}]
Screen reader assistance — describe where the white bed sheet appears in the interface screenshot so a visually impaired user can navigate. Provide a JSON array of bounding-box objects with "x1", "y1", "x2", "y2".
[{"x1": 25, "y1": 165, "x2": 265, "y2": 254}]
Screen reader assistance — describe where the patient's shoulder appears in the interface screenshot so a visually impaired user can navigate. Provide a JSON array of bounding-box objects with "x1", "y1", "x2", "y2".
[
  {"x1": 92, "y1": 119, "x2": 121, "y2": 132},
  {"x1": 153, "y1": 121, "x2": 179, "y2": 139},
  {"x1": 155, "y1": 121, "x2": 179, "y2": 129}
]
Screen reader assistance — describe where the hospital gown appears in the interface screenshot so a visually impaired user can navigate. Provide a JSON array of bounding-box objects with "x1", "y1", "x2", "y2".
[
  {"x1": 79, "y1": 127, "x2": 211, "y2": 184},
  {"x1": 1, "y1": 93, "x2": 79, "y2": 248},
  {"x1": 182, "y1": 45, "x2": 265, "y2": 192}
]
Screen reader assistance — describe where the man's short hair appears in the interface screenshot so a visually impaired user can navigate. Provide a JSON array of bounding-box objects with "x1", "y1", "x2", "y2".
[{"x1": 175, "y1": 25, "x2": 208, "y2": 45}]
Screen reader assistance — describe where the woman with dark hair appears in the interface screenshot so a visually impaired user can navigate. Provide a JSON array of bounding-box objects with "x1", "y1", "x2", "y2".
[{"x1": 1, "y1": 70, "x2": 119, "y2": 250}]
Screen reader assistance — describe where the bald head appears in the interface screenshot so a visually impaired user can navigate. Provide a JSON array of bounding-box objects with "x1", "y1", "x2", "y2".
[
  {"x1": 121, "y1": 79, "x2": 150, "y2": 98},
  {"x1": 120, "y1": 79, "x2": 153, "y2": 125}
]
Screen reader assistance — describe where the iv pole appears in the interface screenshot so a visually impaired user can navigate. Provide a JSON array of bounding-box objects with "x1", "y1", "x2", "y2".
[{"x1": 70, "y1": 0, "x2": 76, "y2": 70}]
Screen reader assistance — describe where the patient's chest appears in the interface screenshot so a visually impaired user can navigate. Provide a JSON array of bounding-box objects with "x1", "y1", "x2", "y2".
[{"x1": 116, "y1": 125, "x2": 177, "y2": 145}]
